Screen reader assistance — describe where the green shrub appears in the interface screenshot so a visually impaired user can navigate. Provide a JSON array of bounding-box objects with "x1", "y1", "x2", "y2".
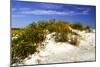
[
  {"x1": 55, "y1": 33, "x2": 68, "y2": 42},
  {"x1": 69, "y1": 35, "x2": 80, "y2": 46},
  {"x1": 70, "y1": 22, "x2": 85, "y2": 30},
  {"x1": 11, "y1": 41, "x2": 37, "y2": 64},
  {"x1": 55, "y1": 24, "x2": 71, "y2": 42},
  {"x1": 85, "y1": 25, "x2": 92, "y2": 32},
  {"x1": 11, "y1": 23, "x2": 46, "y2": 64},
  {"x1": 25, "y1": 28, "x2": 46, "y2": 44}
]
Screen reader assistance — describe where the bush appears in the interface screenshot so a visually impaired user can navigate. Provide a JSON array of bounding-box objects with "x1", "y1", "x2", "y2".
[
  {"x1": 12, "y1": 42, "x2": 37, "y2": 58},
  {"x1": 70, "y1": 22, "x2": 85, "y2": 31},
  {"x1": 25, "y1": 28, "x2": 46, "y2": 44},
  {"x1": 69, "y1": 35, "x2": 80, "y2": 46},
  {"x1": 55, "y1": 33, "x2": 68, "y2": 42},
  {"x1": 55, "y1": 24, "x2": 71, "y2": 42},
  {"x1": 11, "y1": 33, "x2": 37, "y2": 64},
  {"x1": 85, "y1": 25, "x2": 92, "y2": 32},
  {"x1": 11, "y1": 23, "x2": 46, "y2": 64}
]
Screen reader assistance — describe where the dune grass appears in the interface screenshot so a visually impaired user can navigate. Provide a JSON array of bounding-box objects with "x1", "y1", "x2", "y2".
[{"x1": 11, "y1": 20, "x2": 91, "y2": 64}]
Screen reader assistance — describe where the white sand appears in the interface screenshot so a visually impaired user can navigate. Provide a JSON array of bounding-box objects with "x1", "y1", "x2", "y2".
[{"x1": 22, "y1": 30, "x2": 95, "y2": 65}]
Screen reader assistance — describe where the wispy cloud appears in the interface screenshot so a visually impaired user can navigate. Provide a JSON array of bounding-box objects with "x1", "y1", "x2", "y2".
[
  {"x1": 19, "y1": 7, "x2": 32, "y2": 10},
  {"x1": 75, "y1": 7, "x2": 91, "y2": 10},
  {"x1": 12, "y1": 14, "x2": 26, "y2": 17},
  {"x1": 21, "y1": 10, "x2": 69, "y2": 15},
  {"x1": 20, "y1": 9, "x2": 89, "y2": 16},
  {"x1": 12, "y1": 7, "x2": 31, "y2": 11}
]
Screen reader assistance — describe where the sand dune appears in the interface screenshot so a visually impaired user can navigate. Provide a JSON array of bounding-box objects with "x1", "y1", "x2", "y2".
[{"x1": 22, "y1": 29, "x2": 95, "y2": 65}]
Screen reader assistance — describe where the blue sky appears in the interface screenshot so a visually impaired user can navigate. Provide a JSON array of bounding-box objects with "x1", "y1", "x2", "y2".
[{"x1": 11, "y1": 0, "x2": 96, "y2": 28}]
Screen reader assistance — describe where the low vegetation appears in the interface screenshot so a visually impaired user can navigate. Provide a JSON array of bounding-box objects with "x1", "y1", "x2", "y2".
[
  {"x1": 70, "y1": 22, "x2": 91, "y2": 31},
  {"x1": 11, "y1": 20, "x2": 91, "y2": 64}
]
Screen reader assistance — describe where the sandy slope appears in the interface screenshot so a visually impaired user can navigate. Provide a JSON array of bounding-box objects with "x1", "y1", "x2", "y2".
[{"x1": 22, "y1": 30, "x2": 95, "y2": 65}]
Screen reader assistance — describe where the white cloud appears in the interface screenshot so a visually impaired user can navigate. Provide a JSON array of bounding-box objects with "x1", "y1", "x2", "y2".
[
  {"x1": 21, "y1": 10, "x2": 68, "y2": 15},
  {"x1": 71, "y1": 10, "x2": 89, "y2": 15},
  {"x1": 19, "y1": 8, "x2": 32, "y2": 10},
  {"x1": 20, "y1": 9, "x2": 89, "y2": 16},
  {"x1": 82, "y1": 10, "x2": 89, "y2": 14},
  {"x1": 75, "y1": 7, "x2": 88, "y2": 10},
  {"x1": 12, "y1": 15, "x2": 26, "y2": 17},
  {"x1": 12, "y1": 7, "x2": 31, "y2": 11}
]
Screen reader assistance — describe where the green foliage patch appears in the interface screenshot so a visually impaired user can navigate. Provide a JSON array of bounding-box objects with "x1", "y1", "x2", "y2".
[{"x1": 11, "y1": 20, "x2": 90, "y2": 64}]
